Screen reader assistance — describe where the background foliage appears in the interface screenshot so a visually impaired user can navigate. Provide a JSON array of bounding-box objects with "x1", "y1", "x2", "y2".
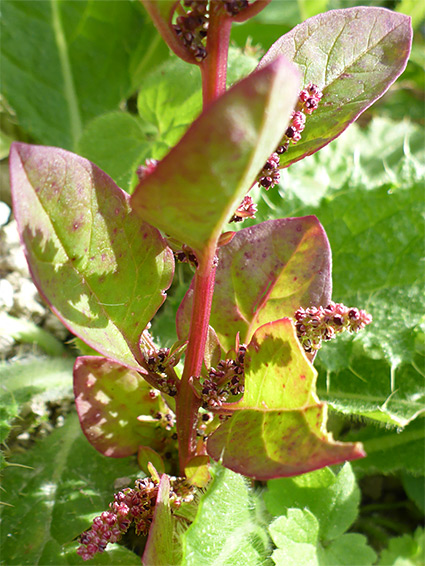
[{"x1": 1, "y1": 0, "x2": 423, "y2": 564}]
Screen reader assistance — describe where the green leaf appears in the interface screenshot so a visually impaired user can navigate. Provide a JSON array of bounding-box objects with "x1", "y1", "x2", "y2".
[
  {"x1": 181, "y1": 465, "x2": 271, "y2": 565},
  {"x1": 0, "y1": 356, "x2": 74, "y2": 446},
  {"x1": 270, "y1": 511, "x2": 376, "y2": 566},
  {"x1": 77, "y1": 112, "x2": 152, "y2": 192},
  {"x1": 346, "y1": 418, "x2": 425, "y2": 476},
  {"x1": 177, "y1": 216, "x2": 332, "y2": 352},
  {"x1": 137, "y1": 56, "x2": 203, "y2": 158},
  {"x1": 378, "y1": 527, "x2": 425, "y2": 566},
  {"x1": 207, "y1": 320, "x2": 364, "y2": 479},
  {"x1": 401, "y1": 473, "x2": 425, "y2": 514},
  {"x1": 131, "y1": 57, "x2": 300, "y2": 257},
  {"x1": 74, "y1": 356, "x2": 165, "y2": 457},
  {"x1": 0, "y1": 412, "x2": 141, "y2": 565},
  {"x1": 267, "y1": 465, "x2": 377, "y2": 566},
  {"x1": 10, "y1": 143, "x2": 174, "y2": 370},
  {"x1": 258, "y1": 7, "x2": 412, "y2": 168},
  {"x1": 0, "y1": 312, "x2": 65, "y2": 356},
  {"x1": 142, "y1": 475, "x2": 177, "y2": 566},
  {"x1": 265, "y1": 463, "x2": 360, "y2": 539},
  {"x1": 0, "y1": 0, "x2": 148, "y2": 149}
]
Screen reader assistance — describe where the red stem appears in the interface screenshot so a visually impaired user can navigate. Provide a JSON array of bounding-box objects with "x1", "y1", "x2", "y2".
[
  {"x1": 176, "y1": 7, "x2": 231, "y2": 475},
  {"x1": 200, "y1": 5, "x2": 231, "y2": 107}
]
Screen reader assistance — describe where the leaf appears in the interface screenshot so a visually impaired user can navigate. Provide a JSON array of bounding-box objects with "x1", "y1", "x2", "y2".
[
  {"x1": 0, "y1": 0, "x2": 148, "y2": 149},
  {"x1": 378, "y1": 527, "x2": 425, "y2": 566},
  {"x1": 137, "y1": 56, "x2": 203, "y2": 157},
  {"x1": 177, "y1": 216, "x2": 332, "y2": 352},
  {"x1": 258, "y1": 7, "x2": 412, "y2": 168},
  {"x1": 207, "y1": 319, "x2": 364, "y2": 480},
  {"x1": 131, "y1": 57, "x2": 300, "y2": 257},
  {"x1": 10, "y1": 143, "x2": 174, "y2": 370},
  {"x1": 346, "y1": 418, "x2": 425, "y2": 477},
  {"x1": 264, "y1": 463, "x2": 360, "y2": 540},
  {"x1": 0, "y1": 412, "x2": 141, "y2": 565},
  {"x1": 142, "y1": 475, "x2": 176, "y2": 566},
  {"x1": 77, "y1": 112, "x2": 152, "y2": 192},
  {"x1": 267, "y1": 465, "x2": 377, "y2": 566},
  {"x1": 0, "y1": 356, "x2": 74, "y2": 446},
  {"x1": 74, "y1": 356, "x2": 164, "y2": 457},
  {"x1": 181, "y1": 464, "x2": 271, "y2": 565},
  {"x1": 0, "y1": 312, "x2": 65, "y2": 356}
]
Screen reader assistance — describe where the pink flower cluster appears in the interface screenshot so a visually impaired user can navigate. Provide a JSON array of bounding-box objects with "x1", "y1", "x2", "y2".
[
  {"x1": 76, "y1": 477, "x2": 159, "y2": 561},
  {"x1": 230, "y1": 195, "x2": 258, "y2": 222},
  {"x1": 136, "y1": 158, "x2": 158, "y2": 182},
  {"x1": 257, "y1": 83, "x2": 323, "y2": 189},
  {"x1": 294, "y1": 301, "x2": 372, "y2": 353},
  {"x1": 173, "y1": 0, "x2": 208, "y2": 62}
]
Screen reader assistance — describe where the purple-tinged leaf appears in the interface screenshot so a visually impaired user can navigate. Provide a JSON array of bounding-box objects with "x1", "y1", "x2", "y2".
[
  {"x1": 258, "y1": 7, "x2": 412, "y2": 168},
  {"x1": 142, "y1": 474, "x2": 175, "y2": 566},
  {"x1": 207, "y1": 320, "x2": 364, "y2": 479},
  {"x1": 10, "y1": 143, "x2": 174, "y2": 369},
  {"x1": 131, "y1": 57, "x2": 300, "y2": 259},
  {"x1": 74, "y1": 356, "x2": 163, "y2": 457},
  {"x1": 177, "y1": 217, "x2": 331, "y2": 352}
]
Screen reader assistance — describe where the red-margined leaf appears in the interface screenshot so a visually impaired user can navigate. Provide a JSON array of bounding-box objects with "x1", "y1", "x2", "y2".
[
  {"x1": 177, "y1": 217, "x2": 331, "y2": 352},
  {"x1": 10, "y1": 143, "x2": 174, "y2": 369},
  {"x1": 207, "y1": 319, "x2": 364, "y2": 479},
  {"x1": 131, "y1": 57, "x2": 300, "y2": 259},
  {"x1": 74, "y1": 356, "x2": 164, "y2": 457},
  {"x1": 258, "y1": 7, "x2": 412, "y2": 168}
]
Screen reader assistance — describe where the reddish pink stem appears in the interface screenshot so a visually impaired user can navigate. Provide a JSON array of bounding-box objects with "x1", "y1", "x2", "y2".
[{"x1": 176, "y1": 7, "x2": 231, "y2": 475}]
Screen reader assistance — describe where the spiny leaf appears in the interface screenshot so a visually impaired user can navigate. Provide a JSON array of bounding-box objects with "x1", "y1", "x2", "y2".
[
  {"x1": 0, "y1": 412, "x2": 141, "y2": 565},
  {"x1": 131, "y1": 57, "x2": 300, "y2": 258},
  {"x1": 177, "y1": 216, "x2": 331, "y2": 352},
  {"x1": 258, "y1": 7, "x2": 412, "y2": 168},
  {"x1": 207, "y1": 319, "x2": 364, "y2": 479},
  {"x1": 10, "y1": 143, "x2": 174, "y2": 370}
]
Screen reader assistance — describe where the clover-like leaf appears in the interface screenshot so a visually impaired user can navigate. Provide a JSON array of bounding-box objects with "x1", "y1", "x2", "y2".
[
  {"x1": 10, "y1": 143, "x2": 174, "y2": 369},
  {"x1": 207, "y1": 319, "x2": 364, "y2": 480},
  {"x1": 177, "y1": 217, "x2": 331, "y2": 352},
  {"x1": 131, "y1": 57, "x2": 300, "y2": 258},
  {"x1": 258, "y1": 7, "x2": 412, "y2": 168},
  {"x1": 74, "y1": 356, "x2": 165, "y2": 458}
]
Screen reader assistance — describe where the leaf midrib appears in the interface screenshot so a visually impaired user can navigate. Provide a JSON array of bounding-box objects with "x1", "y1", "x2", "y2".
[{"x1": 51, "y1": 0, "x2": 82, "y2": 149}]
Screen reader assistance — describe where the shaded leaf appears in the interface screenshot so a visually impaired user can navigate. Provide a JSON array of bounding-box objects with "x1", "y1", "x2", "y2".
[
  {"x1": 0, "y1": 0, "x2": 148, "y2": 149},
  {"x1": 74, "y1": 356, "x2": 164, "y2": 457},
  {"x1": 258, "y1": 7, "x2": 412, "y2": 168},
  {"x1": 131, "y1": 57, "x2": 300, "y2": 257},
  {"x1": 77, "y1": 112, "x2": 152, "y2": 192},
  {"x1": 0, "y1": 412, "x2": 141, "y2": 565},
  {"x1": 177, "y1": 216, "x2": 331, "y2": 351},
  {"x1": 207, "y1": 320, "x2": 364, "y2": 479},
  {"x1": 378, "y1": 527, "x2": 425, "y2": 566},
  {"x1": 10, "y1": 143, "x2": 174, "y2": 370},
  {"x1": 0, "y1": 312, "x2": 65, "y2": 356},
  {"x1": 347, "y1": 418, "x2": 425, "y2": 477}
]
